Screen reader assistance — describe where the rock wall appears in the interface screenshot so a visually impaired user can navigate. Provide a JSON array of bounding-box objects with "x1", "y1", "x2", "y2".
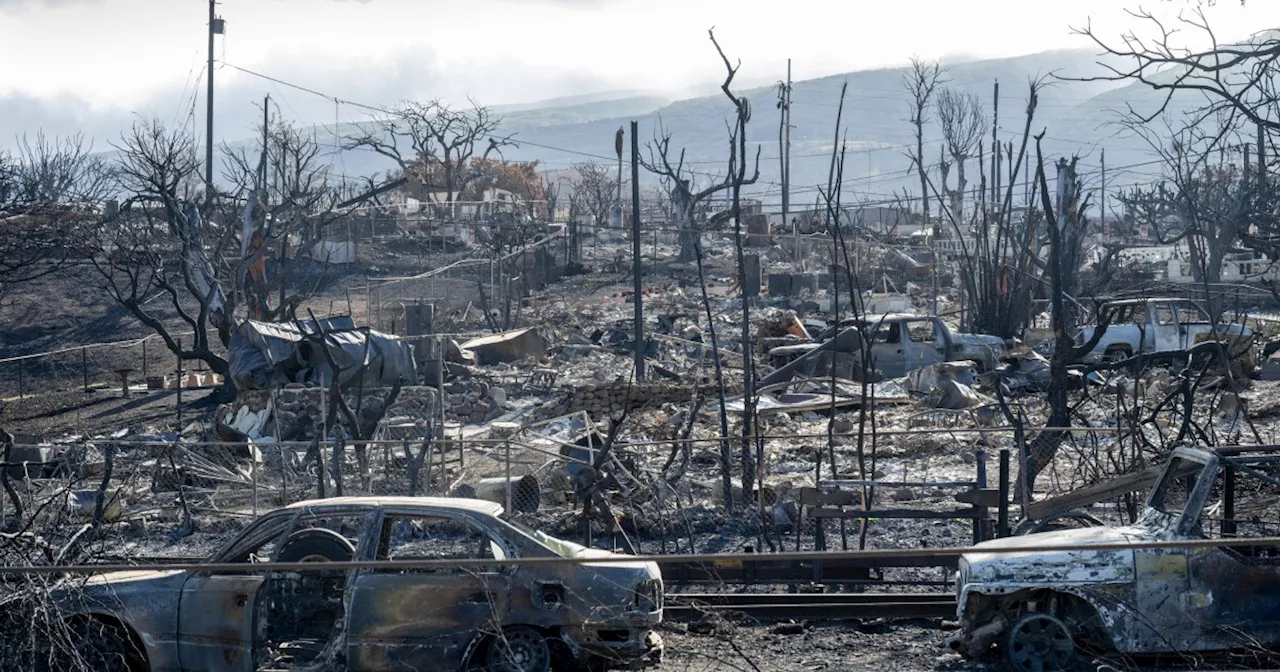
[{"x1": 533, "y1": 380, "x2": 744, "y2": 420}]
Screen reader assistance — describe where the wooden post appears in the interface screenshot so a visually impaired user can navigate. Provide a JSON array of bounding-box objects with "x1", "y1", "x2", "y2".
[
  {"x1": 17, "y1": 358, "x2": 23, "y2": 400},
  {"x1": 142, "y1": 339, "x2": 148, "y2": 379},
  {"x1": 82, "y1": 347, "x2": 89, "y2": 392}
]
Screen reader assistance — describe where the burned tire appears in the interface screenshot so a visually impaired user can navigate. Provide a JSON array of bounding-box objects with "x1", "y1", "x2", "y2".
[
  {"x1": 276, "y1": 528, "x2": 355, "y2": 563},
  {"x1": 52, "y1": 617, "x2": 146, "y2": 672},
  {"x1": 485, "y1": 627, "x2": 551, "y2": 672},
  {"x1": 1004, "y1": 612, "x2": 1076, "y2": 672}
]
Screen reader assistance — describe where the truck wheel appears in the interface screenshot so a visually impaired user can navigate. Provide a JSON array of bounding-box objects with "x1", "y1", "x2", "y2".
[
  {"x1": 276, "y1": 528, "x2": 355, "y2": 563},
  {"x1": 1004, "y1": 612, "x2": 1076, "y2": 672},
  {"x1": 486, "y1": 627, "x2": 551, "y2": 672},
  {"x1": 1101, "y1": 347, "x2": 1130, "y2": 364}
]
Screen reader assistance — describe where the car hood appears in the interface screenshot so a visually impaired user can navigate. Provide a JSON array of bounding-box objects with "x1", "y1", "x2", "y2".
[
  {"x1": 952, "y1": 333, "x2": 1005, "y2": 347},
  {"x1": 962, "y1": 526, "x2": 1145, "y2": 586},
  {"x1": 532, "y1": 531, "x2": 659, "y2": 572}
]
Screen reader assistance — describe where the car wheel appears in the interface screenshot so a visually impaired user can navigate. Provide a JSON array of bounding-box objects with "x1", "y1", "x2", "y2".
[
  {"x1": 276, "y1": 528, "x2": 355, "y2": 563},
  {"x1": 485, "y1": 627, "x2": 551, "y2": 672},
  {"x1": 55, "y1": 617, "x2": 145, "y2": 672},
  {"x1": 1004, "y1": 612, "x2": 1076, "y2": 672}
]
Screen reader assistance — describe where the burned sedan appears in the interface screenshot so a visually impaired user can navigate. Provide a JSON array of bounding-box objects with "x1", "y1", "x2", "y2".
[
  {"x1": 948, "y1": 446, "x2": 1280, "y2": 671},
  {"x1": 48, "y1": 496, "x2": 663, "y2": 672}
]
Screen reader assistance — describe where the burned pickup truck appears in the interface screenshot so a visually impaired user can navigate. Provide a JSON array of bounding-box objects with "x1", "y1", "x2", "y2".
[
  {"x1": 40, "y1": 497, "x2": 662, "y2": 672},
  {"x1": 762, "y1": 313, "x2": 1006, "y2": 385},
  {"x1": 1076, "y1": 298, "x2": 1255, "y2": 370},
  {"x1": 948, "y1": 446, "x2": 1280, "y2": 670}
]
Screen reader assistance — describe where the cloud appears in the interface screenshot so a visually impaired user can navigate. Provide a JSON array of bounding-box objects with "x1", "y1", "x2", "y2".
[{"x1": 0, "y1": 46, "x2": 625, "y2": 156}]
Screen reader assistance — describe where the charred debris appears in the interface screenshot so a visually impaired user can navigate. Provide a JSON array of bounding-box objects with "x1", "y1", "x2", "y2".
[{"x1": 6, "y1": 19, "x2": 1280, "y2": 672}]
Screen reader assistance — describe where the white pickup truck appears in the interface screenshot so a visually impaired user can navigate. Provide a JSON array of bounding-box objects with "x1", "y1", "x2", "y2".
[{"x1": 1076, "y1": 298, "x2": 1255, "y2": 369}]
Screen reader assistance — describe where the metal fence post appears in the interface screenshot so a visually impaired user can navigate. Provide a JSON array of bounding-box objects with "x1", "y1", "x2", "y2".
[
  {"x1": 176, "y1": 339, "x2": 183, "y2": 430},
  {"x1": 504, "y1": 438, "x2": 513, "y2": 513},
  {"x1": 998, "y1": 447, "x2": 1010, "y2": 538},
  {"x1": 974, "y1": 449, "x2": 988, "y2": 543},
  {"x1": 17, "y1": 359, "x2": 23, "y2": 400}
]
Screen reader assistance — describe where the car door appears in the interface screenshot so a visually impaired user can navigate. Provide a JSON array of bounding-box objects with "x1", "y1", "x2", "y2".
[
  {"x1": 345, "y1": 509, "x2": 513, "y2": 671},
  {"x1": 1130, "y1": 455, "x2": 1209, "y2": 651},
  {"x1": 177, "y1": 510, "x2": 294, "y2": 671},
  {"x1": 1151, "y1": 302, "x2": 1182, "y2": 351},
  {"x1": 868, "y1": 319, "x2": 906, "y2": 377},
  {"x1": 1184, "y1": 460, "x2": 1280, "y2": 650},
  {"x1": 904, "y1": 318, "x2": 945, "y2": 372}
]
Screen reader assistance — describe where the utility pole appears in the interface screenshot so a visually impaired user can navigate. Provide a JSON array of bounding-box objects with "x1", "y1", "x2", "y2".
[
  {"x1": 1100, "y1": 149, "x2": 1107, "y2": 241},
  {"x1": 205, "y1": 1, "x2": 224, "y2": 210},
  {"x1": 260, "y1": 95, "x2": 270, "y2": 196},
  {"x1": 991, "y1": 80, "x2": 999, "y2": 207},
  {"x1": 1259, "y1": 121, "x2": 1267, "y2": 180},
  {"x1": 630, "y1": 120, "x2": 644, "y2": 381},
  {"x1": 779, "y1": 59, "x2": 793, "y2": 261},
  {"x1": 614, "y1": 127, "x2": 624, "y2": 231}
]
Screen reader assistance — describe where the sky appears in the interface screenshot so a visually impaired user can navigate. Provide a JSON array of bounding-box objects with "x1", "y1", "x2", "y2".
[{"x1": 1, "y1": 0, "x2": 1278, "y2": 150}]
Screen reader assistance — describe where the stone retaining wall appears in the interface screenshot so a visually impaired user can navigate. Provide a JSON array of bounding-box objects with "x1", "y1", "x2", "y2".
[{"x1": 533, "y1": 380, "x2": 743, "y2": 420}]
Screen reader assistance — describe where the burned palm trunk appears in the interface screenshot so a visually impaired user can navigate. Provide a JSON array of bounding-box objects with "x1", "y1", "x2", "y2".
[{"x1": 1023, "y1": 147, "x2": 1111, "y2": 496}]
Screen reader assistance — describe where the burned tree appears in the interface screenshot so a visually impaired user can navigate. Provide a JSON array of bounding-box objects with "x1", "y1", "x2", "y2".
[
  {"x1": 935, "y1": 88, "x2": 988, "y2": 224},
  {"x1": 222, "y1": 115, "x2": 345, "y2": 322},
  {"x1": 87, "y1": 119, "x2": 232, "y2": 376},
  {"x1": 709, "y1": 27, "x2": 763, "y2": 500},
  {"x1": 928, "y1": 80, "x2": 1043, "y2": 339},
  {"x1": 1119, "y1": 116, "x2": 1272, "y2": 317},
  {"x1": 570, "y1": 160, "x2": 618, "y2": 235},
  {"x1": 87, "y1": 117, "x2": 350, "y2": 380},
  {"x1": 345, "y1": 99, "x2": 512, "y2": 208},
  {"x1": 1075, "y1": 2, "x2": 1280, "y2": 133},
  {"x1": 902, "y1": 57, "x2": 945, "y2": 236},
  {"x1": 0, "y1": 134, "x2": 109, "y2": 300},
  {"x1": 640, "y1": 122, "x2": 755, "y2": 263},
  {"x1": 1021, "y1": 147, "x2": 1113, "y2": 498}
]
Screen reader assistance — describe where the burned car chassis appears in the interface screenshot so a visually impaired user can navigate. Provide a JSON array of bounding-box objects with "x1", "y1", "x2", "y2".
[
  {"x1": 49, "y1": 497, "x2": 663, "y2": 672},
  {"x1": 949, "y1": 446, "x2": 1280, "y2": 670}
]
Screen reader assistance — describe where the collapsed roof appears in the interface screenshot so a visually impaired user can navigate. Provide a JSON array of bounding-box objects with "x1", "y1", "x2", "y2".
[{"x1": 228, "y1": 317, "x2": 419, "y2": 391}]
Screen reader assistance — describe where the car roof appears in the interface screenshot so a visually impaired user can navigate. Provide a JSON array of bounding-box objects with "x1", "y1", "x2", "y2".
[
  {"x1": 855, "y1": 313, "x2": 924, "y2": 323},
  {"x1": 1102, "y1": 297, "x2": 1198, "y2": 307},
  {"x1": 285, "y1": 496, "x2": 504, "y2": 515}
]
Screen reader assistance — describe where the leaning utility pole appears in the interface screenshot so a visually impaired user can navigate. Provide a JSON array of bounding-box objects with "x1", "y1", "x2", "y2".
[
  {"x1": 205, "y1": 0, "x2": 224, "y2": 209},
  {"x1": 630, "y1": 120, "x2": 645, "y2": 381}
]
